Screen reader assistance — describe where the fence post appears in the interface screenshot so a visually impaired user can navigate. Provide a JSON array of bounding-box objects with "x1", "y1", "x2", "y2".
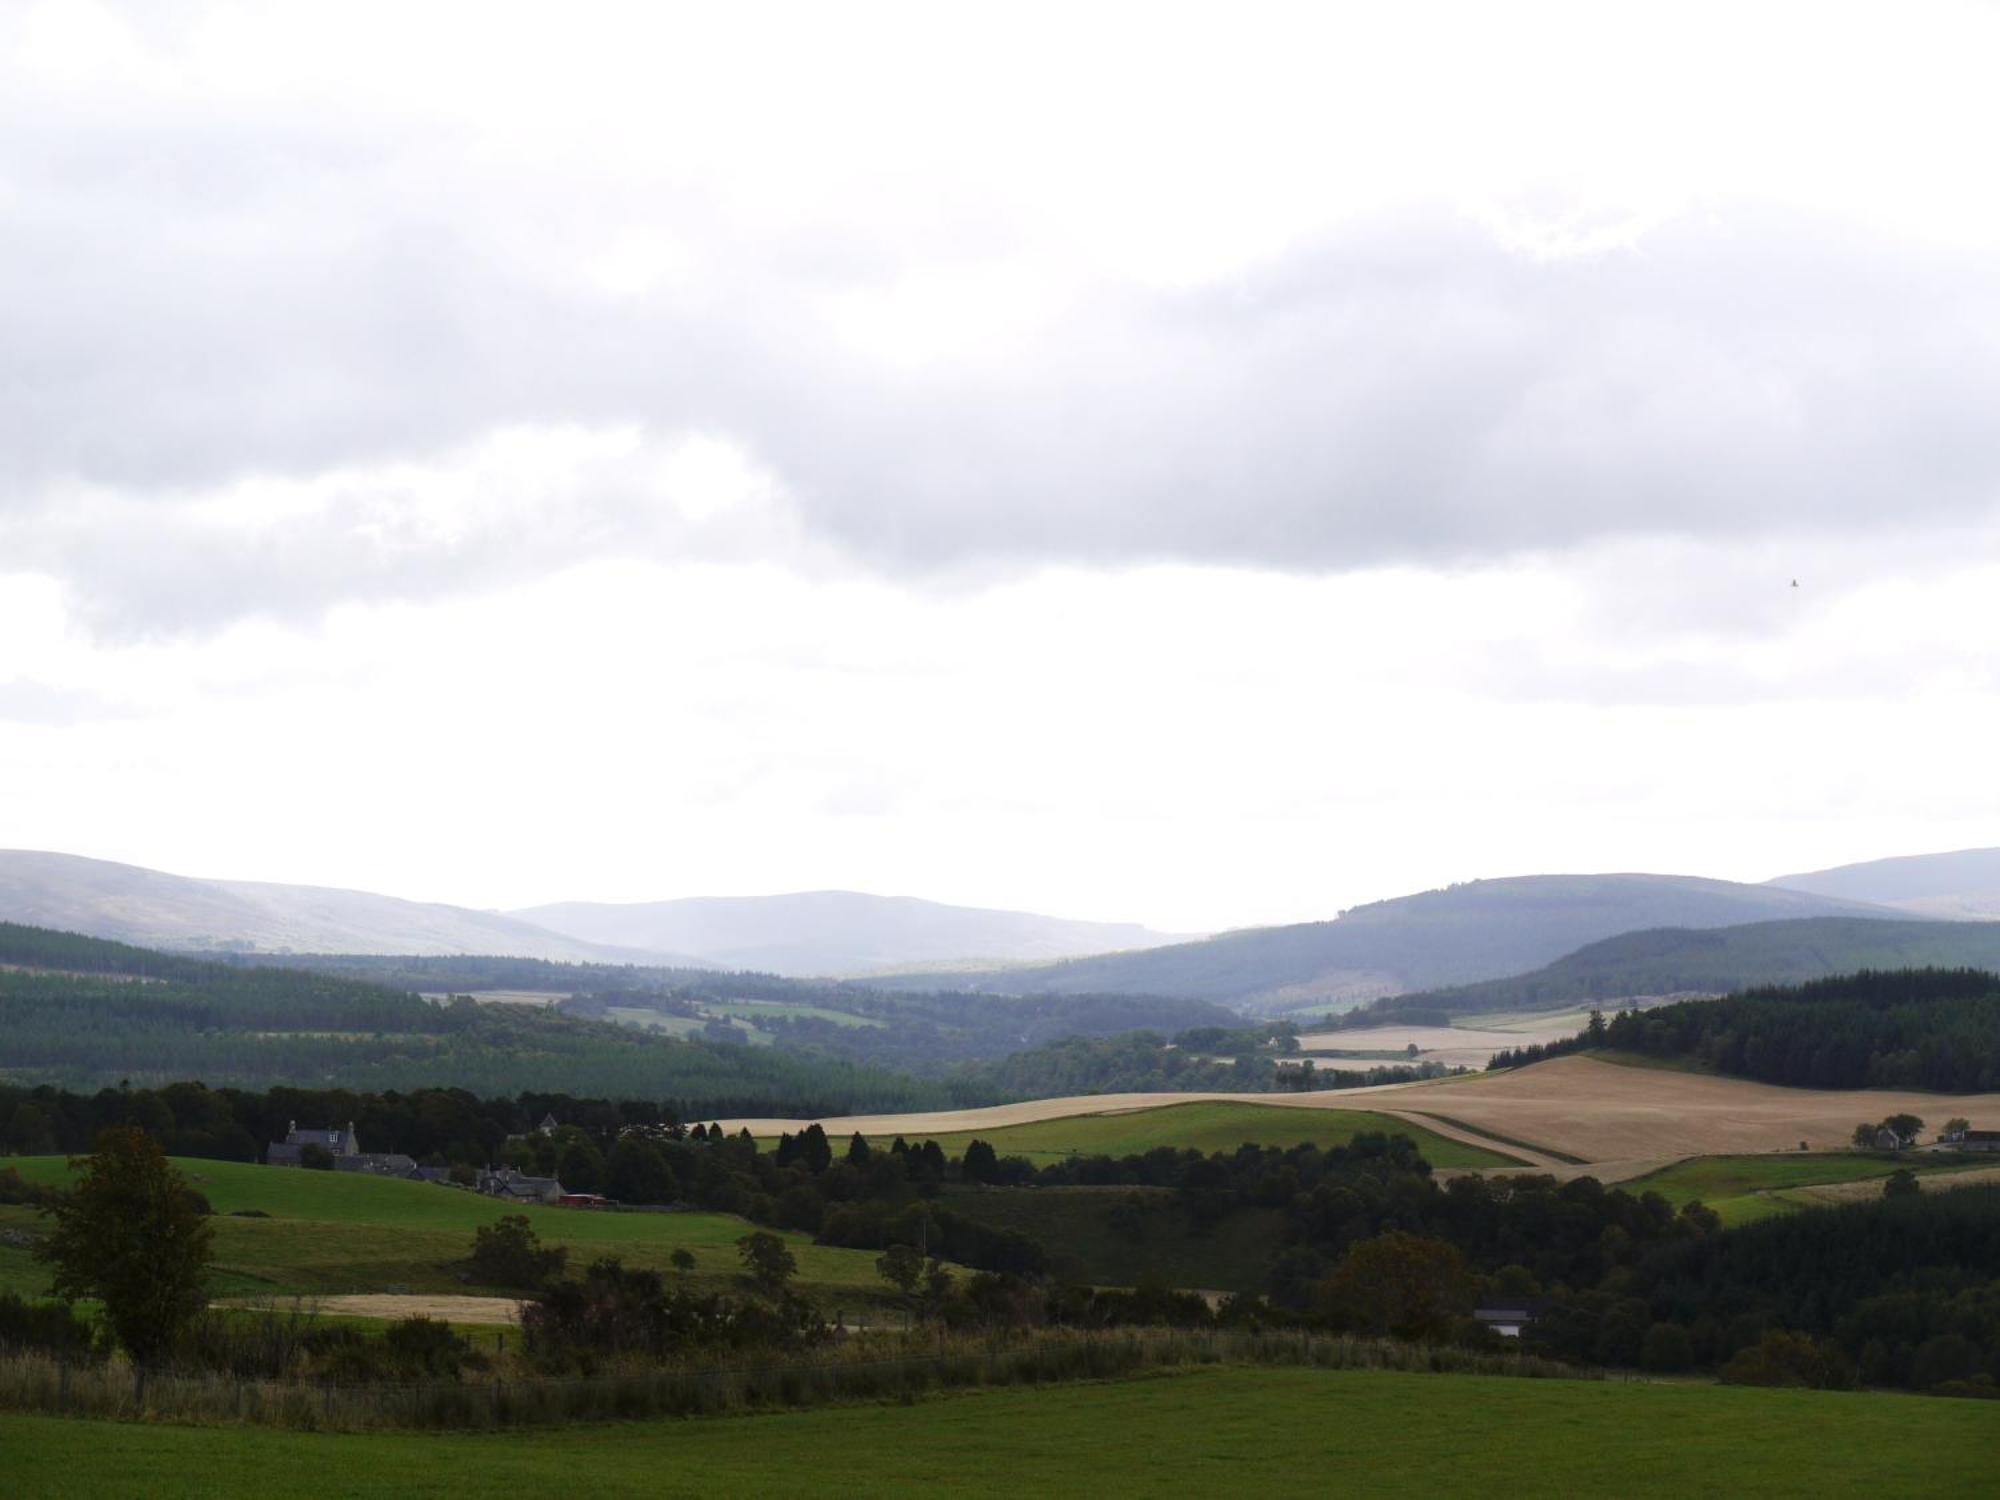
[{"x1": 57, "y1": 1360, "x2": 69, "y2": 1412}]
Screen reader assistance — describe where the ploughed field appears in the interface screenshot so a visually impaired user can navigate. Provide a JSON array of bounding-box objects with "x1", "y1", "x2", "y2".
[
  {"x1": 2, "y1": 1365, "x2": 1992, "y2": 1499},
  {"x1": 0, "y1": 1157, "x2": 891, "y2": 1305}
]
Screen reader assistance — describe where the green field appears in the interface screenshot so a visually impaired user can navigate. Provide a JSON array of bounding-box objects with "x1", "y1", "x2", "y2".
[
  {"x1": 0, "y1": 1157, "x2": 893, "y2": 1303},
  {"x1": 842, "y1": 1102, "x2": 1522, "y2": 1168},
  {"x1": 1625, "y1": 1153, "x2": 1990, "y2": 1226},
  {"x1": 705, "y1": 1000, "x2": 886, "y2": 1028},
  {"x1": 1, "y1": 1365, "x2": 1992, "y2": 1498}
]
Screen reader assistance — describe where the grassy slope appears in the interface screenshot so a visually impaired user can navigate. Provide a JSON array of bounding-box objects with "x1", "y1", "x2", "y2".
[
  {"x1": 1, "y1": 1367, "x2": 1992, "y2": 1499},
  {"x1": 843, "y1": 1101, "x2": 1519, "y2": 1168},
  {"x1": 0, "y1": 1157, "x2": 891, "y2": 1302},
  {"x1": 1627, "y1": 1152, "x2": 2000, "y2": 1226}
]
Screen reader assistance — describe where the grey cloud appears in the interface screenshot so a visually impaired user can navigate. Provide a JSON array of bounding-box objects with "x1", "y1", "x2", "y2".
[{"x1": 7, "y1": 65, "x2": 2000, "y2": 633}]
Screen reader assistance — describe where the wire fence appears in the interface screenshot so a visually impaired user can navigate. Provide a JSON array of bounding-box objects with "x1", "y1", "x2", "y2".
[{"x1": 0, "y1": 1328, "x2": 1594, "y2": 1433}]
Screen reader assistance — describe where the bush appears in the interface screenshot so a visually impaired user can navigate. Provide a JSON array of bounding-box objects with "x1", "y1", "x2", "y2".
[
  {"x1": 467, "y1": 1215, "x2": 567, "y2": 1290},
  {"x1": 1720, "y1": 1330, "x2": 1854, "y2": 1390},
  {"x1": 0, "y1": 1293, "x2": 101, "y2": 1363}
]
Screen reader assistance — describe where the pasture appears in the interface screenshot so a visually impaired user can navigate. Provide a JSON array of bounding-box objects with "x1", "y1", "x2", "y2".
[
  {"x1": 1, "y1": 1365, "x2": 1991, "y2": 1499},
  {"x1": 0, "y1": 1157, "x2": 892, "y2": 1303}
]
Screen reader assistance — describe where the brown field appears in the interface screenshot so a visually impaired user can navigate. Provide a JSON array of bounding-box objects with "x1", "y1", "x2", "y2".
[
  {"x1": 1782, "y1": 1163, "x2": 2000, "y2": 1208},
  {"x1": 718, "y1": 1056, "x2": 2000, "y2": 1179},
  {"x1": 1294, "y1": 1023, "x2": 1577, "y2": 1069},
  {"x1": 220, "y1": 1294, "x2": 526, "y2": 1325}
]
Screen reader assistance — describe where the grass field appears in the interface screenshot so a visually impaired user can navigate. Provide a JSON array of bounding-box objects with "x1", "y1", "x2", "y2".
[
  {"x1": 837, "y1": 1101, "x2": 1520, "y2": 1168},
  {"x1": 0, "y1": 1157, "x2": 894, "y2": 1304},
  {"x1": 1, "y1": 1365, "x2": 1992, "y2": 1499}
]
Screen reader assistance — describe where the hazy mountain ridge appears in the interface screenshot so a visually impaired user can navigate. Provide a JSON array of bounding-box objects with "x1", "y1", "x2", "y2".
[
  {"x1": 870, "y1": 874, "x2": 1904, "y2": 1008},
  {"x1": 510, "y1": 890, "x2": 1195, "y2": 977},
  {"x1": 1340, "y1": 915, "x2": 2000, "y2": 1025},
  {"x1": 0, "y1": 851, "x2": 665, "y2": 963},
  {"x1": 1770, "y1": 845, "x2": 2000, "y2": 919}
]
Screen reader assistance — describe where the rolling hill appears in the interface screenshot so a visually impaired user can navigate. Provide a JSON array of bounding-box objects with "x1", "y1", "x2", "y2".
[
  {"x1": 0, "y1": 850, "x2": 666, "y2": 962},
  {"x1": 1771, "y1": 845, "x2": 2000, "y2": 919},
  {"x1": 511, "y1": 890, "x2": 1192, "y2": 976},
  {"x1": 871, "y1": 873, "x2": 1900, "y2": 1009},
  {"x1": 1342, "y1": 915, "x2": 2000, "y2": 1024}
]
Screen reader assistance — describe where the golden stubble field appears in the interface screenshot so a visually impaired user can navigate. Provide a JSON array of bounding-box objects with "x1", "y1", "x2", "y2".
[{"x1": 717, "y1": 1056, "x2": 2000, "y2": 1178}]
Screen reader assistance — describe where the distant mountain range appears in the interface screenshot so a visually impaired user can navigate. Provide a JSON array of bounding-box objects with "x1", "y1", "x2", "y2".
[
  {"x1": 872, "y1": 874, "x2": 1902, "y2": 1009},
  {"x1": 0, "y1": 851, "x2": 1187, "y2": 976},
  {"x1": 1769, "y1": 846, "x2": 2000, "y2": 919},
  {"x1": 0, "y1": 850, "x2": 664, "y2": 963},
  {"x1": 511, "y1": 891, "x2": 1191, "y2": 976},
  {"x1": 13, "y1": 845, "x2": 2000, "y2": 1006}
]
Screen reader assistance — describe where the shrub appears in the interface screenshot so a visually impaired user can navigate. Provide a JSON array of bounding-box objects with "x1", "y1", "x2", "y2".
[
  {"x1": 1720, "y1": 1330, "x2": 1854, "y2": 1390},
  {"x1": 0, "y1": 1293, "x2": 101, "y2": 1363},
  {"x1": 468, "y1": 1214, "x2": 567, "y2": 1290}
]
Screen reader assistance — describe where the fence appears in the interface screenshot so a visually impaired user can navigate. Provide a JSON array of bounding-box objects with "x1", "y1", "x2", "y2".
[{"x1": 0, "y1": 1328, "x2": 1590, "y2": 1433}]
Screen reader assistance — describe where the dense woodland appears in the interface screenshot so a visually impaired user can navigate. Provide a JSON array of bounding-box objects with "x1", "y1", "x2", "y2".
[{"x1": 1488, "y1": 968, "x2": 2000, "y2": 1091}]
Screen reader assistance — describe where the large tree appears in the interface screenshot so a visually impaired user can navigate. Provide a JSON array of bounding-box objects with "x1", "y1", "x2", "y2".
[{"x1": 36, "y1": 1127, "x2": 213, "y2": 1364}]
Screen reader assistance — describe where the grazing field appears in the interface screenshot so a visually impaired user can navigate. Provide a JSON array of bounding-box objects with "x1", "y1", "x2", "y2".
[
  {"x1": 0, "y1": 1157, "x2": 893, "y2": 1303},
  {"x1": 840, "y1": 1101, "x2": 1521, "y2": 1168},
  {"x1": 1622, "y1": 1153, "x2": 1935, "y2": 1225},
  {"x1": 1, "y1": 1365, "x2": 1992, "y2": 1499}
]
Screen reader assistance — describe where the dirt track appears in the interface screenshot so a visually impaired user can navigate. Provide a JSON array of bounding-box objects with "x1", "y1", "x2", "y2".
[{"x1": 715, "y1": 1056, "x2": 2000, "y2": 1170}]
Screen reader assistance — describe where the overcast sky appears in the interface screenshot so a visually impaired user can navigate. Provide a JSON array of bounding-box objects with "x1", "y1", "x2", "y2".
[{"x1": 6, "y1": 0, "x2": 2000, "y2": 933}]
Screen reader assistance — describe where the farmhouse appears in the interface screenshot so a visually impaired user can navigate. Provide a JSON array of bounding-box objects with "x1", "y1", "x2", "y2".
[
  {"x1": 478, "y1": 1165, "x2": 566, "y2": 1204},
  {"x1": 265, "y1": 1121, "x2": 418, "y2": 1177}
]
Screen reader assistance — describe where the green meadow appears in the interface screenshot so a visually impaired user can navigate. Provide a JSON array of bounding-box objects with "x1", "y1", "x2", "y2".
[
  {"x1": 1, "y1": 1366, "x2": 1991, "y2": 1499},
  {"x1": 839, "y1": 1101, "x2": 1521, "y2": 1168},
  {"x1": 1625, "y1": 1153, "x2": 1992, "y2": 1226},
  {"x1": 0, "y1": 1157, "x2": 891, "y2": 1302}
]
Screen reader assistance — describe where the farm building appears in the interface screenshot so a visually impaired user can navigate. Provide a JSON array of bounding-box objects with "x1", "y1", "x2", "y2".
[
  {"x1": 1941, "y1": 1127, "x2": 2000, "y2": 1152},
  {"x1": 1473, "y1": 1301, "x2": 1547, "y2": 1338},
  {"x1": 266, "y1": 1122, "x2": 417, "y2": 1177},
  {"x1": 478, "y1": 1165, "x2": 566, "y2": 1204}
]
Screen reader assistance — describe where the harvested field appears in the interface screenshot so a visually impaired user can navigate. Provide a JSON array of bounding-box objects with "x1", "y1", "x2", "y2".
[
  {"x1": 220, "y1": 1295, "x2": 525, "y2": 1325},
  {"x1": 1374, "y1": 1056, "x2": 2000, "y2": 1163},
  {"x1": 1295, "y1": 1023, "x2": 1576, "y2": 1069},
  {"x1": 720, "y1": 1055, "x2": 2000, "y2": 1173},
  {"x1": 1781, "y1": 1163, "x2": 2000, "y2": 1208}
]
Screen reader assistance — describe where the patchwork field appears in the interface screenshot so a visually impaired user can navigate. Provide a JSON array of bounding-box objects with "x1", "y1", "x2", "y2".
[
  {"x1": 1, "y1": 1365, "x2": 1992, "y2": 1499},
  {"x1": 829, "y1": 1101, "x2": 1522, "y2": 1168},
  {"x1": 0, "y1": 1158, "x2": 893, "y2": 1304},
  {"x1": 721, "y1": 1056, "x2": 2000, "y2": 1176}
]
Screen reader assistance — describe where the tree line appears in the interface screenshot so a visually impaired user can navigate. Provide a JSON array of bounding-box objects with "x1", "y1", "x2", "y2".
[{"x1": 1488, "y1": 968, "x2": 2000, "y2": 1091}]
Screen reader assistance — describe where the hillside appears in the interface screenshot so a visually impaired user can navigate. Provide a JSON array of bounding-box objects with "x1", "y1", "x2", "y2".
[
  {"x1": 1341, "y1": 915, "x2": 2000, "y2": 1024},
  {"x1": 511, "y1": 890, "x2": 1193, "y2": 976},
  {"x1": 0, "y1": 850, "x2": 667, "y2": 962},
  {"x1": 875, "y1": 874, "x2": 1897, "y2": 1009},
  {"x1": 0, "y1": 922, "x2": 947, "y2": 1112},
  {"x1": 1771, "y1": 845, "x2": 2000, "y2": 919},
  {"x1": 1494, "y1": 968, "x2": 2000, "y2": 1093}
]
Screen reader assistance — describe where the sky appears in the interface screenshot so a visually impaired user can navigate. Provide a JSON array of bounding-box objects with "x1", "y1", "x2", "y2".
[{"x1": 6, "y1": 0, "x2": 2000, "y2": 934}]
